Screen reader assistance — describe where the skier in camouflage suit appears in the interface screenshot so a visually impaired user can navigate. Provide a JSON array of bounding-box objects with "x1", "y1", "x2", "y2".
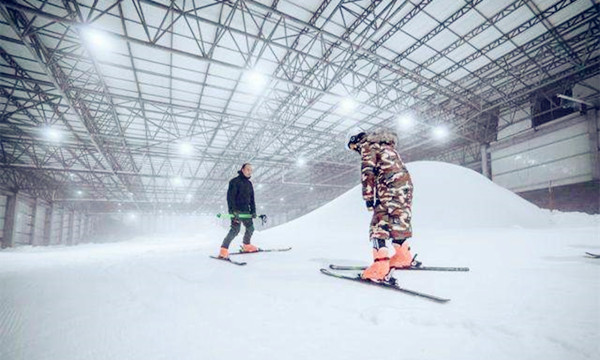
[{"x1": 347, "y1": 128, "x2": 415, "y2": 281}]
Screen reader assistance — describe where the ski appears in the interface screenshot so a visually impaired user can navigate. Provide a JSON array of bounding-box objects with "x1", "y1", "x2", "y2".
[
  {"x1": 209, "y1": 256, "x2": 247, "y2": 266},
  {"x1": 585, "y1": 252, "x2": 600, "y2": 258},
  {"x1": 228, "y1": 247, "x2": 292, "y2": 256},
  {"x1": 329, "y1": 264, "x2": 469, "y2": 272},
  {"x1": 320, "y1": 269, "x2": 450, "y2": 303}
]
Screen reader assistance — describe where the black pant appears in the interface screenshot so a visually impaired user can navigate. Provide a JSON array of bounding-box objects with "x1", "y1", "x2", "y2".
[{"x1": 221, "y1": 218, "x2": 254, "y2": 249}]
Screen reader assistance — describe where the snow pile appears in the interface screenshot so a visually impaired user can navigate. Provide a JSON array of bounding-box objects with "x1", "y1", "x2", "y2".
[
  {"x1": 408, "y1": 161, "x2": 552, "y2": 229},
  {"x1": 265, "y1": 161, "x2": 553, "y2": 243}
]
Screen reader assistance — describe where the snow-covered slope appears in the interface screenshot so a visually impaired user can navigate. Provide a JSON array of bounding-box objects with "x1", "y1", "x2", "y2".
[
  {"x1": 264, "y1": 161, "x2": 555, "y2": 245},
  {"x1": 1, "y1": 161, "x2": 598, "y2": 360}
]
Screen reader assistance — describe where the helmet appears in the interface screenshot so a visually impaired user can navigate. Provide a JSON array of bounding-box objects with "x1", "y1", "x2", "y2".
[{"x1": 347, "y1": 131, "x2": 366, "y2": 151}]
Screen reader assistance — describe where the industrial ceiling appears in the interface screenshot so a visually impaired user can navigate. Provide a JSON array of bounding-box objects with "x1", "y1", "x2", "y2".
[{"x1": 0, "y1": 0, "x2": 598, "y2": 216}]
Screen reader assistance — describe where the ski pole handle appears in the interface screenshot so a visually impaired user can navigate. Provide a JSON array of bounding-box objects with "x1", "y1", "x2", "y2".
[
  {"x1": 258, "y1": 214, "x2": 267, "y2": 225},
  {"x1": 216, "y1": 213, "x2": 267, "y2": 220}
]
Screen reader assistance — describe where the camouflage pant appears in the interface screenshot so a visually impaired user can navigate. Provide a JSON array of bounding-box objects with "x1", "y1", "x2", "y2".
[{"x1": 369, "y1": 186, "x2": 413, "y2": 241}]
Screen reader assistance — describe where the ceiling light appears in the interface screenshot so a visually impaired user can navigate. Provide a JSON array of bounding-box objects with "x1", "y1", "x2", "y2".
[
  {"x1": 44, "y1": 127, "x2": 62, "y2": 142},
  {"x1": 247, "y1": 70, "x2": 267, "y2": 91},
  {"x1": 338, "y1": 98, "x2": 357, "y2": 115},
  {"x1": 397, "y1": 114, "x2": 415, "y2": 131},
  {"x1": 296, "y1": 157, "x2": 306, "y2": 167},
  {"x1": 432, "y1": 125, "x2": 449, "y2": 140},
  {"x1": 81, "y1": 28, "x2": 113, "y2": 51},
  {"x1": 179, "y1": 142, "x2": 194, "y2": 156},
  {"x1": 172, "y1": 176, "x2": 183, "y2": 186}
]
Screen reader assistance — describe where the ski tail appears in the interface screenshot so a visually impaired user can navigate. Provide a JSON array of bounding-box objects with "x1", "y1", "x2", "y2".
[
  {"x1": 320, "y1": 269, "x2": 450, "y2": 303},
  {"x1": 209, "y1": 256, "x2": 247, "y2": 266}
]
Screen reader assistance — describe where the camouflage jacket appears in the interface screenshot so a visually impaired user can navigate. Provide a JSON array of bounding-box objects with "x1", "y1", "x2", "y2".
[{"x1": 358, "y1": 129, "x2": 412, "y2": 204}]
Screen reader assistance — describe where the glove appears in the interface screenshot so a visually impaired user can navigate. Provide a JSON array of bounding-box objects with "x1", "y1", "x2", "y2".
[
  {"x1": 252, "y1": 213, "x2": 257, "y2": 219},
  {"x1": 232, "y1": 211, "x2": 240, "y2": 220},
  {"x1": 366, "y1": 200, "x2": 374, "y2": 211}
]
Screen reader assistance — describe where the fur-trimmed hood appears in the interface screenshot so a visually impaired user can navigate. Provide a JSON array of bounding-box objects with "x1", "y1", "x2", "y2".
[{"x1": 366, "y1": 128, "x2": 397, "y2": 145}]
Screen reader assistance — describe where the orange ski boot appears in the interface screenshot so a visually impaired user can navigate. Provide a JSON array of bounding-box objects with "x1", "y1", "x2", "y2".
[
  {"x1": 218, "y1": 247, "x2": 229, "y2": 259},
  {"x1": 390, "y1": 243, "x2": 413, "y2": 269},
  {"x1": 361, "y1": 248, "x2": 391, "y2": 281},
  {"x1": 241, "y1": 243, "x2": 259, "y2": 253}
]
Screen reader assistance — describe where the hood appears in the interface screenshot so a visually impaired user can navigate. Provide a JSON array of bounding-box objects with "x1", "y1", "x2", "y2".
[
  {"x1": 238, "y1": 170, "x2": 251, "y2": 180},
  {"x1": 366, "y1": 128, "x2": 397, "y2": 145}
]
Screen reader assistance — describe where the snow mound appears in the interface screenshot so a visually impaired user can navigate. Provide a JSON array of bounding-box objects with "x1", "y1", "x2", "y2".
[
  {"x1": 409, "y1": 161, "x2": 552, "y2": 229},
  {"x1": 269, "y1": 161, "x2": 553, "y2": 239}
]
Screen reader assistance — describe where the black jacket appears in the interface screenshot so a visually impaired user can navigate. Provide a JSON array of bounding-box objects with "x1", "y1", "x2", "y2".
[{"x1": 227, "y1": 171, "x2": 256, "y2": 214}]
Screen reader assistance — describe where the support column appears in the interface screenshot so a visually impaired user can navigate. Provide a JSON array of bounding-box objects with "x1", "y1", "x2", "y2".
[
  {"x1": 82, "y1": 213, "x2": 88, "y2": 240},
  {"x1": 588, "y1": 109, "x2": 599, "y2": 180},
  {"x1": 86, "y1": 216, "x2": 92, "y2": 239},
  {"x1": 77, "y1": 213, "x2": 83, "y2": 244},
  {"x1": 588, "y1": 109, "x2": 600, "y2": 213},
  {"x1": 481, "y1": 143, "x2": 491, "y2": 179},
  {"x1": 67, "y1": 209, "x2": 74, "y2": 245},
  {"x1": 57, "y1": 207, "x2": 64, "y2": 245},
  {"x1": 2, "y1": 193, "x2": 17, "y2": 248},
  {"x1": 43, "y1": 203, "x2": 53, "y2": 246},
  {"x1": 30, "y1": 198, "x2": 38, "y2": 245}
]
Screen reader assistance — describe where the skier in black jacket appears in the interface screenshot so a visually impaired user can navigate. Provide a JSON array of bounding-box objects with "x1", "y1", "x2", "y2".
[{"x1": 218, "y1": 163, "x2": 259, "y2": 258}]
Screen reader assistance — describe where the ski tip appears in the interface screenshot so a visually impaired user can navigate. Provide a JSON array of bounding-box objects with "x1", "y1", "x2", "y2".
[
  {"x1": 265, "y1": 247, "x2": 292, "y2": 251},
  {"x1": 320, "y1": 268, "x2": 351, "y2": 276}
]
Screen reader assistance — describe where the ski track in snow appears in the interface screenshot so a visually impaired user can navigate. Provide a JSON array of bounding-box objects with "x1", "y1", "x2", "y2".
[{"x1": 0, "y1": 303, "x2": 23, "y2": 358}]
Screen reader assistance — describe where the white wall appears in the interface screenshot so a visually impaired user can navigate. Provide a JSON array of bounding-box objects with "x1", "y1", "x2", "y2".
[
  {"x1": 33, "y1": 202, "x2": 46, "y2": 245},
  {"x1": 0, "y1": 195, "x2": 6, "y2": 241},
  {"x1": 14, "y1": 198, "x2": 33, "y2": 245},
  {"x1": 490, "y1": 111, "x2": 599, "y2": 193},
  {"x1": 50, "y1": 207, "x2": 64, "y2": 245}
]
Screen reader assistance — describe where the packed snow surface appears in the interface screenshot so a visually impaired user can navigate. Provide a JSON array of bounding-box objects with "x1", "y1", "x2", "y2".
[{"x1": 1, "y1": 161, "x2": 599, "y2": 360}]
